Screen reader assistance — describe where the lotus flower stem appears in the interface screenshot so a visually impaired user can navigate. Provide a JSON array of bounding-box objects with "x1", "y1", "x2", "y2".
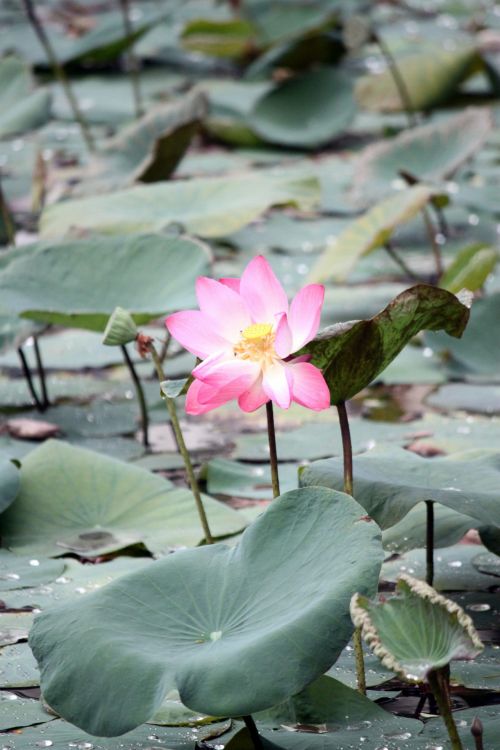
[
  {"x1": 33, "y1": 335, "x2": 50, "y2": 409},
  {"x1": 243, "y1": 715, "x2": 264, "y2": 750},
  {"x1": 121, "y1": 344, "x2": 149, "y2": 448},
  {"x1": 336, "y1": 400, "x2": 366, "y2": 695},
  {"x1": 21, "y1": 0, "x2": 96, "y2": 154},
  {"x1": 17, "y1": 346, "x2": 44, "y2": 412},
  {"x1": 427, "y1": 667, "x2": 464, "y2": 750},
  {"x1": 118, "y1": 0, "x2": 144, "y2": 118},
  {"x1": 373, "y1": 31, "x2": 418, "y2": 129},
  {"x1": 266, "y1": 401, "x2": 280, "y2": 498},
  {"x1": 149, "y1": 343, "x2": 214, "y2": 545},
  {"x1": 426, "y1": 500, "x2": 435, "y2": 586},
  {"x1": 471, "y1": 716, "x2": 484, "y2": 750}
]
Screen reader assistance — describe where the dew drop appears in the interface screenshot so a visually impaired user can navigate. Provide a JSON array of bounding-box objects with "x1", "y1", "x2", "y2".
[
  {"x1": 467, "y1": 603, "x2": 491, "y2": 612},
  {"x1": 29, "y1": 559, "x2": 40, "y2": 566},
  {"x1": 36, "y1": 741, "x2": 53, "y2": 747}
]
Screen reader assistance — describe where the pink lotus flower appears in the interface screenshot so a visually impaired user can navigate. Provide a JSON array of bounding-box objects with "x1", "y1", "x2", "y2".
[{"x1": 166, "y1": 256, "x2": 330, "y2": 414}]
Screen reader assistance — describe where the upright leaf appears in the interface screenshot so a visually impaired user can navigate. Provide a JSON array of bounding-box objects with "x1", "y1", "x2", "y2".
[{"x1": 302, "y1": 285, "x2": 470, "y2": 404}]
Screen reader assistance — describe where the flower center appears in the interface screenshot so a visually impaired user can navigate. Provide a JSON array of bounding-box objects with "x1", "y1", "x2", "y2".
[{"x1": 234, "y1": 323, "x2": 276, "y2": 365}]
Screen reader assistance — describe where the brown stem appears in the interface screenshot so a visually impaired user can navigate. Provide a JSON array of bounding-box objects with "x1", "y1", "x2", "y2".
[
  {"x1": 384, "y1": 241, "x2": 421, "y2": 282},
  {"x1": 150, "y1": 344, "x2": 214, "y2": 545},
  {"x1": 265, "y1": 401, "x2": 280, "y2": 498},
  {"x1": 0, "y1": 176, "x2": 15, "y2": 245},
  {"x1": 21, "y1": 0, "x2": 96, "y2": 153},
  {"x1": 374, "y1": 32, "x2": 418, "y2": 128},
  {"x1": 426, "y1": 500, "x2": 435, "y2": 586},
  {"x1": 243, "y1": 715, "x2": 263, "y2": 750},
  {"x1": 336, "y1": 400, "x2": 366, "y2": 694},
  {"x1": 121, "y1": 344, "x2": 149, "y2": 448},
  {"x1": 118, "y1": 0, "x2": 143, "y2": 118},
  {"x1": 17, "y1": 347, "x2": 44, "y2": 412},
  {"x1": 427, "y1": 668, "x2": 464, "y2": 750},
  {"x1": 33, "y1": 335, "x2": 50, "y2": 409}
]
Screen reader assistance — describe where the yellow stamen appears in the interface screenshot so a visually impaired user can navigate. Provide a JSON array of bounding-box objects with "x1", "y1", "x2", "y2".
[
  {"x1": 242, "y1": 323, "x2": 273, "y2": 340},
  {"x1": 234, "y1": 322, "x2": 276, "y2": 366}
]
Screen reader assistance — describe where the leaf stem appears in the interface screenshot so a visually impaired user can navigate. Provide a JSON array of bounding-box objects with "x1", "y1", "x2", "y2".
[
  {"x1": 384, "y1": 241, "x2": 421, "y2": 282},
  {"x1": 374, "y1": 31, "x2": 418, "y2": 128},
  {"x1": 149, "y1": 344, "x2": 214, "y2": 545},
  {"x1": 427, "y1": 668, "x2": 464, "y2": 750},
  {"x1": 17, "y1": 346, "x2": 44, "y2": 412},
  {"x1": 426, "y1": 500, "x2": 435, "y2": 586},
  {"x1": 118, "y1": 0, "x2": 144, "y2": 118},
  {"x1": 266, "y1": 401, "x2": 280, "y2": 498},
  {"x1": 33, "y1": 335, "x2": 50, "y2": 409},
  {"x1": 121, "y1": 344, "x2": 149, "y2": 448},
  {"x1": 20, "y1": 0, "x2": 96, "y2": 153},
  {"x1": 243, "y1": 715, "x2": 264, "y2": 750},
  {"x1": 336, "y1": 400, "x2": 366, "y2": 695}
]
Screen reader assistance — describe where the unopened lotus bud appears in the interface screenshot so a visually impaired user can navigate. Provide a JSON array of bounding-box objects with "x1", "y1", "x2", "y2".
[
  {"x1": 102, "y1": 307, "x2": 138, "y2": 346},
  {"x1": 471, "y1": 716, "x2": 484, "y2": 750}
]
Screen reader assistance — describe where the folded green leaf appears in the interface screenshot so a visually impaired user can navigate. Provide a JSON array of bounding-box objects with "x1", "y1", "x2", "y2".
[{"x1": 302, "y1": 284, "x2": 470, "y2": 404}]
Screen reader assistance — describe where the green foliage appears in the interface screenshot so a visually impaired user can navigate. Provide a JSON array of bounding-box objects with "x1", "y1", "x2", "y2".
[
  {"x1": 29, "y1": 487, "x2": 383, "y2": 735},
  {"x1": 302, "y1": 285, "x2": 470, "y2": 404}
]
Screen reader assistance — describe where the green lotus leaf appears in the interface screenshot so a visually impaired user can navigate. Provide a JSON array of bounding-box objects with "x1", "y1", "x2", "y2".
[
  {"x1": 39, "y1": 170, "x2": 319, "y2": 239},
  {"x1": 355, "y1": 43, "x2": 479, "y2": 112},
  {"x1": 0, "y1": 692, "x2": 53, "y2": 731},
  {"x1": 0, "y1": 234, "x2": 210, "y2": 331},
  {"x1": 301, "y1": 284, "x2": 470, "y2": 404},
  {"x1": 0, "y1": 56, "x2": 51, "y2": 139},
  {"x1": 181, "y1": 18, "x2": 256, "y2": 59},
  {"x1": 307, "y1": 186, "x2": 435, "y2": 283},
  {"x1": 1, "y1": 440, "x2": 245, "y2": 557},
  {"x1": 352, "y1": 108, "x2": 492, "y2": 204},
  {"x1": 300, "y1": 445, "x2": 500, "y2": 530},
  {"x1": 0, "y1": 551, "x2": 65, "y2": 592},
  {"x1": 440, "y1": 243, "x2": 498, "y2": 294},
  {"x1": 29, "y1": 487, "x2": 383, "y2": 735},
  {"x1": 351, "y1": 574, "x2": 483, "y2": 683},
  {"x1": 249, "y1": 67, "x2": 356, "y2": 149}
]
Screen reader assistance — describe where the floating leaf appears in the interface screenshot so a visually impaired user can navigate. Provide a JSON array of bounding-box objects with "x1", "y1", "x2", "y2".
[
  {"x1": 30, "y1": 487, "x2": 383, "y2": 735},
  {"x1": 301, "y1": 285, "x2": 470, "y2": 404},
  {"x1": 0, "y1": 56, "x2": 51, "y2": 138},
  {"x1": 0, "y1": 551, "x2": 64, "y2": 591},
  {"x1": 307, "y1": 186, "x2": 434, "y2": 282},
  {"x1": 382, "y1": 544, "x2": 500, "y2": 591},
  {"x1": 0, "y1": 234, "x2": 210, "y2": 331},
  {"x1": 353, "y1": 108, "x2": 492, "y2": 203},
  {"x1": 1, "y1": 440, "x2": 245, "y2": 557},
  {"x1": 351, "y1": 575, "x2": 483, "y2": 682},
  {"x1": 300, "y1": 446, "x2": 500, "y2": 530},
  {"x1": 0, "y1": 693, "x2": 53, "y2": 731},
  {"x1": 427, "y1": 383, "x2": 500, "y2": 414},
  {"x1": 40, "y1": 169, "x2": 319, "y2": 238},
  {"x1": 356, "y1": 43, "x2": 479, "y2": 112},
  {"x1": 382, "y1": 502, "x2": 474, "y2": 554},
  {"x1": 249, "y1": 67, "x2": 356, "y2": 149}
]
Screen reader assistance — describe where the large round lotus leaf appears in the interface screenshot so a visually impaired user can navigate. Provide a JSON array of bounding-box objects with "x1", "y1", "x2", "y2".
[
  {"x1": 352, "y1": 576, "x2": 483, "y2": 683},
  {"x1": 0, "y1": 457, "x2": 20, "y2": 513},
  {"x1": 0, "y1": 234, "x2": 210, "y2": 332},
  {"x1": 250, "y1": 67, "x2": 356, "y2": 149},
  {"x1": 1, "y1": 440, "x2": 245, "y2": 558},
  {"x1": 29, "y1": 487, "x2": 383, "y2": 735},
  {"x1": 300, "y1": 445, "x2": 500, "y2": 530}
]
